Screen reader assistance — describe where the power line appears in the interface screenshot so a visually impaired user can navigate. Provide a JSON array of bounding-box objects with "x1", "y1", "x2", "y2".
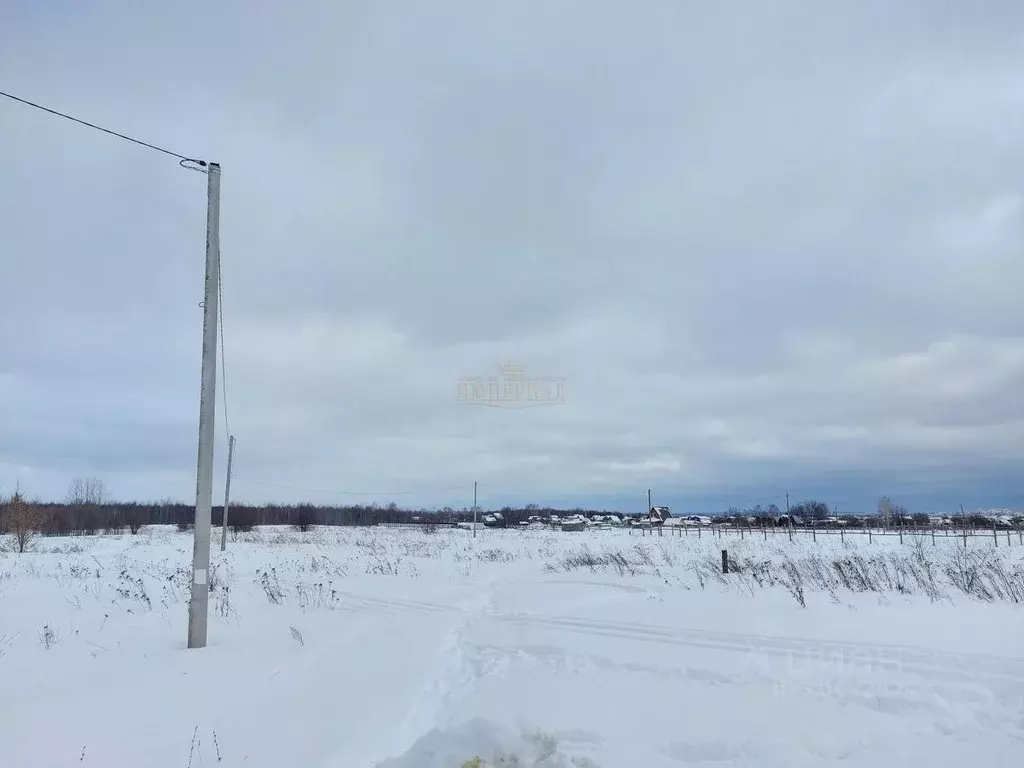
[
  {"x1": 217, "y1": 255, "x2": 230, "y2": 446},
  {"x1": 232, "y1": 477, "x2": 466, "y2": 497},
  {"x1": 480, "y1": 488, "x2": 658, "y2": 500},
  {"x1": 0, "y1": 89, "x2": 203, "y2": 164}
]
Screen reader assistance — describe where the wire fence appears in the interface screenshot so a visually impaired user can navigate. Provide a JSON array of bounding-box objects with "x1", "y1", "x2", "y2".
[{"x1": 627, "y1": 521, "x2": 1024, "y2": 547}]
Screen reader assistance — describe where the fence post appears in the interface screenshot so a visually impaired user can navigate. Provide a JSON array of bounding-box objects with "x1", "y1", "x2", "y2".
[
  {"x1": 993, "y1": 522, "x2": 998, "y2": 547},
  {"x1": 932, "y1": 529, "x2": 935, "y2": 546},
  {"x1": 812, "y1": 526, "x2": 816, "y2": 542},
  {"x1": 840, "y1": 527, "x2": 844, "y2": 544},
  {"x1": 721, "y1": 549, "x2": 729, "y2": 575},
  {"x1": 763, "y1": 526, "x2": 767, "y2": 541},
  {"x1": 899, "y1": 529, "x2": 903, "y2": 545},
  {"x1": 868, "y1": 528, "x2": 872, "y2": 543}
]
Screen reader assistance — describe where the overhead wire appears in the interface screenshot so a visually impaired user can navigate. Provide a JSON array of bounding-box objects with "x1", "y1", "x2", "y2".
[
  {"x1": 0, "y1": 89, "x2": 205, "y2": 164},
  {"x1": 0, "y1": 88, "x2": 235, "y2": 463},
  {"x1": 481, "y1": 488, "x2": 648, "y2": 499},
  {"x1": 2, "y1": 89, "x2": 781, "y2": 512},
  {"x1": 232, "y1": 477, "x2": 466, "y2": 497},
  {"x1": 217, "y1": 253, "x2": 230, "y2": 449}
]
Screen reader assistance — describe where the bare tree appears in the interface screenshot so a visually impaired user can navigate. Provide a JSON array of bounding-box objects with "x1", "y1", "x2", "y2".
[
  {"x1": 2, "y1": 489, "x2": 45, "y2": 553},
  {"x1": 878, "y1": 496, "x2": 893, "y2": 529},
  {"x1": 878, "y1": 496, "x2": 910, "y2": 529},
  {"x1": 891, "y1": 502, "x2": 910, "y2": 525},
  {"x1": 66, "y1": 477, "x2": 108, "y2": 534},
  {"x1": 66, "y1": 477, "x2": 106, "y2": 506},
  {"x1": 791, "y1": 500, "x2": 830, "y2": 521}
]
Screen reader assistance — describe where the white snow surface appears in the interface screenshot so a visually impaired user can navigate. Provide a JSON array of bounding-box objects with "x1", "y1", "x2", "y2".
[{"x1": 2, "y1": 525, "x2": 1023, "y2": 767}]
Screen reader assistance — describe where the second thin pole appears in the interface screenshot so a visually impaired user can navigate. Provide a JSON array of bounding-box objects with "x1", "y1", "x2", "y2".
[
  {"x1": 220, "y1": 434, "x2": 235, "y2": 552},
  {"x1": 473, "y1": 481, "x2": 478, "y2": 539}
]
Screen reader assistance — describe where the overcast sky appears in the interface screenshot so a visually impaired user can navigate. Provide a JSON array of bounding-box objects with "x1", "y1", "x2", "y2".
[{"x1": 2, "y1": 1, "x2": 1022, "y2": 514}]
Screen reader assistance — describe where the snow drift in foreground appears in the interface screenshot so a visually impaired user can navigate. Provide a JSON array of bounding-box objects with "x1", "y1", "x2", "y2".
[
  {"x1": 1, "y1": 526, "x2": 1023, "y2": 767},
  {"x1": 376, "y1": 719, "x2": 597, "y2": 768}
]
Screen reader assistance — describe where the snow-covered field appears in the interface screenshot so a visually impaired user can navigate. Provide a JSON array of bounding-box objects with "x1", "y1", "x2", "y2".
[{"x1": 2, "y1": 525, "x2": 1023, "y2": 767}]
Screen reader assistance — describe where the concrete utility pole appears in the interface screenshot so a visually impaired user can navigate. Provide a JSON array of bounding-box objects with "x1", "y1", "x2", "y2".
[
  {"x1": 473, "y1": 481, "x2": 478, "y2": 538},
  {"x1": 188, "y1": 162, "x2": 221, "y2": 650},
  {"x1": 220, "y1": 434, "x2": 235, "y2": 552}
]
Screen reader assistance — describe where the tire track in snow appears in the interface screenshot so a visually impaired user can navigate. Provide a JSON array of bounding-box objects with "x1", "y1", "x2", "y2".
[
  {"x1": 490, "y1": 612, "x2": 1024, "y2": 740},
  {"x1": 330, "y1": 590, "x2": 1024, "y2": 746},
  {"x1": 329, "y1": 592, "x2": 1024, "y2": 686},
  {"x1": 338, "y1": 594, "x2": 1024, "y2": 686},
  {"x1": 470, "y1": 639, "x2": 1023, "y2": 738},
  {"x1": 331, "y1": 592, "x2": 451, "y2": 616},
  {"x1": 492, "y1": 612, "x2": 1024, "y2": 686}
]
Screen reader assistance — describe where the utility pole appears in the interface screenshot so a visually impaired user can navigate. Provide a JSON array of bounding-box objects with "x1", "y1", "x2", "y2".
[
  {"x1": 786, "y1": 493, "x2": 790, "y2": 513},
  {"x1": 220, "y1": 435, "x2": 235, "y2": 552},
  {"x1": 648, "y1": 488, "x2": 652, "y2": 513},
  {"x1": 473, "y1": 481, "x2": 478, "y2": 539},
  {"x1": 188, "y1": 162, "x2": 221, "y2": 650}
]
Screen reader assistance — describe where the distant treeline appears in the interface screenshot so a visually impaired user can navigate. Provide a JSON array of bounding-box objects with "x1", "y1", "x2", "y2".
[
  {"x1": 17, "y1": 499, "x2": 1019, "y2": 537},
  {"x1": 27, "y1": 501, "x2": 623, "y2": 536},
  {"x1": 4, "y1": 479, "x2": 1016, "y2": 537}
]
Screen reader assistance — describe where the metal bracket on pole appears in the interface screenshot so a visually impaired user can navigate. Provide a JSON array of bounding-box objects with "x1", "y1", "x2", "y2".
[{"x1": 188, "y1": 161, "x2": 221, "y2": 649}]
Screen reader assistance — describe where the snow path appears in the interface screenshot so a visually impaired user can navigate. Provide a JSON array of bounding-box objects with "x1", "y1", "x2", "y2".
[
  {"x1": 1, "y1": 527, "x2": 1022, "y2": 767},
  {"x1": 359, "y1": 576, "x2": 497, "y2": 766}
]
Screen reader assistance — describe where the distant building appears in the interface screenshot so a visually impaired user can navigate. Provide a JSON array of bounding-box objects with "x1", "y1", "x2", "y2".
[
  {"x1": 648, "y1": 506, "x2": 672, "y2": 523},
  {"x1": 561, "y1": 513, "x2": 589, "y2": 532}
]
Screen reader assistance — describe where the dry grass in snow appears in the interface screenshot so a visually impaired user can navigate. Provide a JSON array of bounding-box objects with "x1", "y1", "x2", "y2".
[{"x1": 1, "y1": 525, "x2": 1023, "y2": 767}]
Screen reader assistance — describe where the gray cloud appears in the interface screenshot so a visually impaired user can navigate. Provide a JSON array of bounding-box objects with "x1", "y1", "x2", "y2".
[{"x1": 2, "y1": 1, "x2": 1023, "y2": 512}]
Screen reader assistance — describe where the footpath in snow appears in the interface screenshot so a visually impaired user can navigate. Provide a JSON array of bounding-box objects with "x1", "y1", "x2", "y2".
[{"x1": 1, "y1": 526, "x2": 1023, "y2": 767}]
